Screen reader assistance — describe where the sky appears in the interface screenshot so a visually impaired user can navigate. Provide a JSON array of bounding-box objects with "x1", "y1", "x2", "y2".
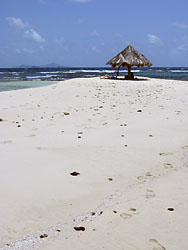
[{"x1": 1, "y1": 0, "x2": 188, "y2": 67}]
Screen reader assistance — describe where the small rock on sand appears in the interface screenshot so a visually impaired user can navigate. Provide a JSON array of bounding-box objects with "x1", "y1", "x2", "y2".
[
  {"x1": 40, "y1": 234, "x2": 48, "y2": 238},
  {"x1": 70, "y1": 171, "x2": 80, "y2": 176},
  {"x1": 74, "y1": 226, "x2": 85, "y2": 231},
  {"x1": 168, "y1": 208, "x2": 174, "y2": 211}
]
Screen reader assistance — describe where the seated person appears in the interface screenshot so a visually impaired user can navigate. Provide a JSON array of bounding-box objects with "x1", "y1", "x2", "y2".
[{"x1": 100, "y1": 74, "x2": 111, "y2": 79}]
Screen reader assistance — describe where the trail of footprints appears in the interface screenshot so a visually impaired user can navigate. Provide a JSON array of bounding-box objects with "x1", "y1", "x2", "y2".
[
  {"x1": 1, "y1": 81, "x2": 186, "y2": 250},
  {"x1": 149, "y1": 239, "x2": 166, "y2": 250},
  {"x1": 120, "y1": 207, "x2": 138, "y2": 220}
]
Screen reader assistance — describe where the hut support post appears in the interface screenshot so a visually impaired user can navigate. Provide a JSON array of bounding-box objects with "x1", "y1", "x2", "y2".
[
  {"x1": 127, "y1": 65, "x2": 131, "y2": 78},
  {"x1": 116, "y1": 66, "x2": 121, "y2": 78}
]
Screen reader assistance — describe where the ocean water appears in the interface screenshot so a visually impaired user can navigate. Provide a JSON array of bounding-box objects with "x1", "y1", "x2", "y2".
[
  {"x1": 0, "y1": 67, "x2": 188, "y2": 92},
  {"x1": 0, "y1": 80, "x2": 56, "y2": 92}
]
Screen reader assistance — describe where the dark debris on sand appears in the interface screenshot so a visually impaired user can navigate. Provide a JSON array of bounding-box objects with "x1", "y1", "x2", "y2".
[
  {"x1": 70, "y1": 171, "x2": 80, "y2": 176},
  {"x1": 74, "y1": 226, "x2": 85, "y2": 231}
]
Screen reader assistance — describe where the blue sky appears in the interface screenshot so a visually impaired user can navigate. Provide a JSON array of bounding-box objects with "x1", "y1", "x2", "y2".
[{"x1": 1, "y1": 0, "x2": 188, "y2": 67}]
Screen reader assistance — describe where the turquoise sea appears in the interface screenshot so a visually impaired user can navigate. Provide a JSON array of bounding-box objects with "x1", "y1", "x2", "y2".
[{"x1": 0, "y1": 80, "x2": 56, "y2": 92}]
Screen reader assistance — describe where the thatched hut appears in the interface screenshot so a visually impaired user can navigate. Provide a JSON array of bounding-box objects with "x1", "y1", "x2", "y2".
[{"x1": 106, "y1": 45, "x2": 152, "y2": 79}]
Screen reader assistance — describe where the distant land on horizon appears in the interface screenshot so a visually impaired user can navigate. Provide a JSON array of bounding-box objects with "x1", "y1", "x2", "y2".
[
  {"x1": 4, "y1": 63, "x2": 109, "y2": 69},
  {"x1": 14, "y1": 63, "x2": 66, "y2": 69},
  {"x1": 0, "y1": 63, "x2": 108, "y2": 69}
]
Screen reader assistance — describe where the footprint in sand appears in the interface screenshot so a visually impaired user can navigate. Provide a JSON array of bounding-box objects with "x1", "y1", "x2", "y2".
[
  {"x1": 137, "y1": 172, "x2": 152, "y2": 181},
  {"x1": 145, "y1": 189, "x2": 156, "y2": 199},
  {"x1": 0, "y1": 140, "x2": 13, "y2": 144},
  {"x1": 159, "y1": 152, "x2": 173, "y2": 156},
  {"x1": 137, "y1": 176, "x2": 144, "y2": 180},
  {"x1": 129, "y1": 208, "x2": 137, "y2": 212},
  {"x1": 146, "y1": 172, "x2": 152, "y2": 177},
  {"x1": 120, "y1": 213, "x2": 132, "y2": 219},
  {"x1": 149, "y1": 239, "x2": 166, "y2": 250},
  {"x1": 25, "y1": 134, "x2": 36, "y2": 137},
  {"x1": 163, "y1": 163, "x2": 173, "y2": 169}
]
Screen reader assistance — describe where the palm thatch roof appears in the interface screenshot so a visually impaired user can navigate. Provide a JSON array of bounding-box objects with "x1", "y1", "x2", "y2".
[{"x1": 106, "y1": 45, "x2": 152, "y2": 68}]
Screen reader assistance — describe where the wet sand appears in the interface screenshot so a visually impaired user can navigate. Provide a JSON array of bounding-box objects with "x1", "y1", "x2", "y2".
[{"x1": 0, "y1": 77, "x2": 188, "y2": 250}]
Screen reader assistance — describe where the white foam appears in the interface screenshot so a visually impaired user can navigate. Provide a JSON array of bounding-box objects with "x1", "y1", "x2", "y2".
[{"x1": 170, "y1": 70, "x2": 188, "y2": 73}]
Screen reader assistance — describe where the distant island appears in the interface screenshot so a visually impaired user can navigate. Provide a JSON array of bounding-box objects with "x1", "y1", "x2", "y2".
[{"x1": 15, "y1": 63, "x2": 66, "y2": 68}]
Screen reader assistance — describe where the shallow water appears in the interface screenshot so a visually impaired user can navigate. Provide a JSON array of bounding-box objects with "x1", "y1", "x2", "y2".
[{"x1": 0, "y1": 80, "x2": 57, "y2": 92}]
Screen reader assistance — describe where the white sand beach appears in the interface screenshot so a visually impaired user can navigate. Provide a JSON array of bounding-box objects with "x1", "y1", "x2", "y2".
[{"x1": 0, "y1": 77, "x2": 188, "y2": 250}]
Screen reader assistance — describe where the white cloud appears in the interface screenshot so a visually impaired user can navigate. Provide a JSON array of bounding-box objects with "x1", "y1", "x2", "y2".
[
  {"x1": 6, "y1": 17, "x2": 29, "y2": 29},
  {"x1": 91, "y1": 31, "x2": 99, "y2": 37},
  {"x1": 15, "y1": 47, "x2": 44, "y2": 55},
  {"x1": 24, "y1": 29, "x2": 45, "y2": 43},
  {"x1": 74, "y1": 18, "x2": 83, "y2": 25},
  {"x1": 39, "y1": 0, "x2": 46, "y2": 4},
  {"x1": 147, "y1": 34, "x2": 163, "y2": 46},
  {"x1": 177, "y1": 43, "x2": 188, "y2": 51},
  {"x1": 172, "y1": 22, "x2": 188, "y2": 29},
  {"x1": 171, "y1": 49, "x2": 180, "y2": 55},
  {"x1": 6, "y1": 17, "x2": 46, "y2": 43},
  {"x1": 23, "y1": 48, "x2": 35, "y2": 54},
  {"x1": 70, "y1": 0, "x2": 91, "y2": 3},
  {"x1": 177, "y1": 36, "x2": 188, "y2": 51},
  {"x1": 171, "y1": 36, "x2": 188, "y2": 54},
  {"x1": 91, "y1": 47, "x2": 101, "y2": 53},
  {"x1": 55, "y1": 37, "x2": 68, "y2": 51},
  {"x1": 15, "y1": 48, "x2": 21, "y2": 54},
  {"x1": 15, "y1": 48, "x2": 34, "y2": 54}
]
